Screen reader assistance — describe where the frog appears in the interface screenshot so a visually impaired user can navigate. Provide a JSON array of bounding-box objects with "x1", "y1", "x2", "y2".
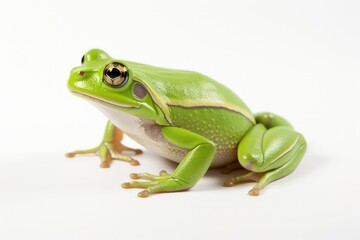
[{"x1": 66, "y1": 49, "x2": 307, "y2": 198}]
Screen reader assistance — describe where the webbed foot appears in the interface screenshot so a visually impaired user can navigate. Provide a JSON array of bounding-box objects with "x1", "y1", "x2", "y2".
[
  {"x1": 122, "y1": 170, "x2": 191, "y2": 198},
  {"x1": 66, "y1": 141, "x2": 141, "y2": 167},
  {"x1": 66, "y1": 121, "x2": 142, "y2": 167}
]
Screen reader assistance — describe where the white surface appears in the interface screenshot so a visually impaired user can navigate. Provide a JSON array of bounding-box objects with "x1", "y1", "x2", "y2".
[{"x1": 0, "y1": 1, "x2": 359, "y2": 239}]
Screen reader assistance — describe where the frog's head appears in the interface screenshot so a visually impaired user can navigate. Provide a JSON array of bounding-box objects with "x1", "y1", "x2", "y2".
[{"x1": 68, "y1": 49, "x2": 160, "y2": 122}]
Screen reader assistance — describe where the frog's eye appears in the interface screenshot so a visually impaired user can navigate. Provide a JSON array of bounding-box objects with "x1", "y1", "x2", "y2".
[
  {"x1": 81, "y1": 55, "x2": 85, "y2": 64},
  {"x1": 132, "y1": 82, "x2": 148, "y2": 100},
  {"x1": 103, "y1": 63, "x2": 128, "y2": 88}
]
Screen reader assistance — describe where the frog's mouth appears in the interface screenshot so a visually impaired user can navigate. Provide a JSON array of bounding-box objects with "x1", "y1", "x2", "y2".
[{"x1": 70, "y1": 91, "x2": 140, "y2": 109}]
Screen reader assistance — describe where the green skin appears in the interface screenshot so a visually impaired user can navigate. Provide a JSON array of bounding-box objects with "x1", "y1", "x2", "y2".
[{"x1": 67, "y1": 49, "x2": 306, "y2": 198}]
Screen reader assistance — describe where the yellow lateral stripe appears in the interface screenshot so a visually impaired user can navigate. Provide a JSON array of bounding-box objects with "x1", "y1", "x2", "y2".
[{"x1": 266, "y1": 136, "x2": 300, "y2": 168}]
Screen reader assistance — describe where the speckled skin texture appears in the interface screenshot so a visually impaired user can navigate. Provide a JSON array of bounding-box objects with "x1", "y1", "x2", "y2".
[{"x1": 170, "y1": 106, "x2": 254, "y2": 167}]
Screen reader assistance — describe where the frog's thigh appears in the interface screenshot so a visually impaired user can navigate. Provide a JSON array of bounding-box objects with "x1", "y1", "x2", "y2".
[{"x1": 237, "y1": 124, "x2": 306, "y2": 195}]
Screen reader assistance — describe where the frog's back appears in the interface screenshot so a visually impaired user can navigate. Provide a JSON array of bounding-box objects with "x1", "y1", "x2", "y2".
[{"x1": 123, "y1": 60, "x2": 255, "y2": 125}]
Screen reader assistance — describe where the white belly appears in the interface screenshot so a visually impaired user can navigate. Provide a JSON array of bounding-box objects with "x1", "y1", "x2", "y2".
[
  {"x1": 92, "y1": 103, "x2": 187, "y2": 163},
  {"x1": 90, "y1": 102, "x2": 238, "y2": 168}
]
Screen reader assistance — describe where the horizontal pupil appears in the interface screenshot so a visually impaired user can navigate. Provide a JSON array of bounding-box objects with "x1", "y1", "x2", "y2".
[
  {"x1": 107, "y1": 68, "x2": 122, "y2": 79},
  {"x1": 103, "y1": 63, "x2": 128, "y2": 88}
]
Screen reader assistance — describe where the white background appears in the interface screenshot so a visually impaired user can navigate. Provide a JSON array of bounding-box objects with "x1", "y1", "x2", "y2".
[{"x1": 0, "y1": 1, "x2": 359, "y2": 239}]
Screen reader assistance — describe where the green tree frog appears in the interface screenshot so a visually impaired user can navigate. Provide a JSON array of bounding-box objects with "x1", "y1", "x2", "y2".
[{"x1": 66, "y1": 49, "x2": 307, "y2": 198}]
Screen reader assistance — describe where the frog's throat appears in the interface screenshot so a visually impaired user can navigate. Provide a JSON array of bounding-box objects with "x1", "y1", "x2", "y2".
[{"x1": 70, "y1": 91, "x2": 140, "y2": 109}]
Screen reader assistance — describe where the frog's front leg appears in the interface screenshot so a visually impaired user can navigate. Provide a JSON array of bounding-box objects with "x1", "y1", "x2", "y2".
[
  {"x1": 224, "y1": 124, "x2": 306, "y2": 196},
  {"x1": 66, "y1": 121, "x2": 142, "y2": 167},
  {"x1": 122, "y1": 126, "x2": 215, "y2": 198}
]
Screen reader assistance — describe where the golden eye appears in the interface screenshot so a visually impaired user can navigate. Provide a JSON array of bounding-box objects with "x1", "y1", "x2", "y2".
[{"x1": 103, "y1": 63, "x2": 128, "y2": 87}]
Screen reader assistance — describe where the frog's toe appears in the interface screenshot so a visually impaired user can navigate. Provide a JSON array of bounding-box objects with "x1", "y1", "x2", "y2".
[
  {"x1": 65, "y1": 152, "x2": 76, "y2": 158},
  {"x1": 122, "y1": 174, "x2": 191, "y2": 198},
  {"x1": 129, "y1": 173, "x2": 141, "y2": 180},
  {"x1": 133, "y1": 149, "x2": 143, "y2": 155},
  {"x1": 100, "y1": 162, "x2": 110, "y2": 168},
  {"x1": 129, "y1": 171, "x2": 171, "y2": 181},
  {"x1": 122, "y1": 171, "x2": 172, "y2": 191},
  {"x1": 110, "y1": 143, "x2": 143, "y2": 155},
  {"x1": 138, "y1": 190, "x2": 150, "y2": 198},
  {"x1": 121, "y1": 182, "x2": 132, "y2": 189},
  {"x1": 223, "y1": 180, "x2": 236, "y2": 187},
  {"x1": 223, "y1": 172, "x2": 263, "y2": 187},
  {"x1": 159, "y1": 170, "x2": 169, "y2": 176},
  {"x1": 248, "y1": 188, "x2": 260, "y2": 196},
  {"x1": 112, "y1": 155, "x2": 140, "y2": 166},
  {"x1": 121, "y1": 180, "x2": 157, "y2": 189},
  {"x1": 130, "y1": 160, "x2": 140, "y2": 166},
  {"x1": 108, "y1": 144, "x2": 141, "y2": 165},
  {"x1": 119, "y1": 147, "x2": 143, "y2": 155},
  {"x1": 65, "y1": 147, "x2": 99, "y2": 158},
  {"x1": 140, "y1": 178, "x2": 190, "y2": 197}
]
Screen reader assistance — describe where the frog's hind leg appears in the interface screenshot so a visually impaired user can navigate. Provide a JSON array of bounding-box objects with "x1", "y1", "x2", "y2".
[
  {"x1": 254, "y1": 112, "x2": 293, "y2": 129},
  {"x1": 248, "y1": 140, "x2": 306, "y2": 196},
  {"x1": 225, "y1": 119, "x2": 306, "y2": 196},
  {"x1": 224, "y1": 171, "x2": 263, "y2": 186}
]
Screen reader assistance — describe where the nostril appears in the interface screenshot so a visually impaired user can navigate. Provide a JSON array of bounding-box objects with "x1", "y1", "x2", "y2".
[{"x1": 79, "y1": 71, "x2": 85, "y2": 76}]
